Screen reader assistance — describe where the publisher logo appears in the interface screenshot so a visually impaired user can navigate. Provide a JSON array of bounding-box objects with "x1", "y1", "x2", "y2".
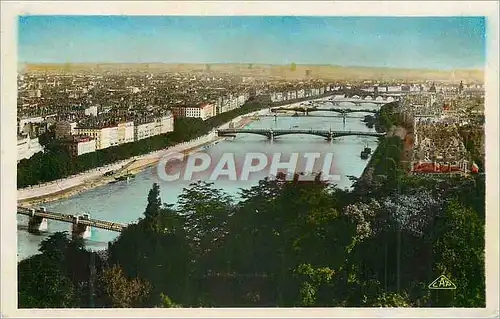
[{"x1": 428, "y1": 275, "x2": 457, "y2": 290}]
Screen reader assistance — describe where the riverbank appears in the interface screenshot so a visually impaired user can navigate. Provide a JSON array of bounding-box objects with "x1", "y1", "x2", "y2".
[
  {"x1": 358, "y1": 125, "x2": 409, "y2": 183},
  {"x1": 18, "y1": 140, "x2": 218, "y2": 206},
  {"x1": 16, "y1": 105, "x2": 291, "y2": 206}
]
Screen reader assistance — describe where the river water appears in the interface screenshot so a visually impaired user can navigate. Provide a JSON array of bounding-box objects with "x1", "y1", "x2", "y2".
[{"x1": 17, "y1": 101, "x2": 381, "y2": 261}]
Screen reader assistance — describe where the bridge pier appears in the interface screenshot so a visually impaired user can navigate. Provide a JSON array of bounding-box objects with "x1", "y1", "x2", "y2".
[
  {"x1": 72, "y1": 215, "x2": 92, "y2": 238},
  {"x1": 28, "y1": 209, "x2": 48, "y2": 233},
  {"x1": 268, "y1": 131, "x2": 275, "y2": 141},
  {"x1": 326, "y1": 132, "x2": 333, "y2": 142}
]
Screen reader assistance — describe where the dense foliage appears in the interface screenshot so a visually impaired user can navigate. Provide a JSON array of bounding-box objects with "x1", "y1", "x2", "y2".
[
  {"x1": 17, "y1": 96, "x2": 272, "y2": 188},
  {"x1": 375, "y1": 101, "x2": 402, "y2": 133},
  {"x1": 458, "y1": 124, "x2": 485, "y2": 170},
  {"x1": 19, "y1": 168, "x2": 485, "y2": 308}
]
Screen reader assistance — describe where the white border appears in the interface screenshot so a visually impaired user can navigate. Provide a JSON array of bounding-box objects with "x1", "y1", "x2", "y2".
[{"x1": 1, "y1": 1, "x2": 499, "y2": 318}]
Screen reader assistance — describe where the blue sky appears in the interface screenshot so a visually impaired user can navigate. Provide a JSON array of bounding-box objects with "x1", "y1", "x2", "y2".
[{"x1": 18, "y1": 16, "x2": 486, "y2": 69}]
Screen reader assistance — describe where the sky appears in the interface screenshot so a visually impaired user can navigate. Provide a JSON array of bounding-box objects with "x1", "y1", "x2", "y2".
[{"x1": 18, "y1": 16, "x2": 486, "y2": 69}]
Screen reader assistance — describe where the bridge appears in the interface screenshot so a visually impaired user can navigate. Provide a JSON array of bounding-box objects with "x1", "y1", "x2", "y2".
[
  {"x1": 258, "y1": 113, "x2": 366, "y2": 119},
  {"x1": 326, "y1": 99, "x2": 388, "y2": 106},
  {"x1": 17, "y1": 206, "x2": 126, "y2": 237},
  {"x1": 271, "y1": 107, "x2": 378, "y2": 115},
  {"x1": 331, "y1": 88, "x2": 404, "y2": 100},
  {"x1": 217, "y1": 128, "x2": 385, "y2": 141}
]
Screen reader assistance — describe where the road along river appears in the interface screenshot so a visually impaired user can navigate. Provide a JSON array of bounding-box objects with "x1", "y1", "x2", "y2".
[{"x1": 17, "y1": 100, "x2": 382, "y2": 261}]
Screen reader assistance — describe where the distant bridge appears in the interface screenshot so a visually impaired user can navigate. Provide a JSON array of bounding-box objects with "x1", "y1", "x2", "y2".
[
  {"x1": 217, "y1": 128, "x2": 385, "y2": 141},
  {"x1": 331, "y1": 89, "x2": 404, "y2": 100},
  {"x1": 271, "y1": 107, "x2": 378, "y2": 115},
  {"x1": 258, "y1": 114, "x2": 366, "y2": 119},
  {"x1": 327, "y1": 99, "x2": 388, "y2": 106},
  {"x1": 17, "y1": 206, "x2": 126, "y2": 237}
]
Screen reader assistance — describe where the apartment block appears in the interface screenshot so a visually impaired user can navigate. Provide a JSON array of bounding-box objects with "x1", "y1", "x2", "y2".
[{"x1": 117, "y1": 121, "x2": 135, "y2": 144}]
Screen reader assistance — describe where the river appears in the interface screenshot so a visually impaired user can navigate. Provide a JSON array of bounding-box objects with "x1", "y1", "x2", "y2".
[{"x1": 17, "y1": 100, "x2": 382, "y2": 261}]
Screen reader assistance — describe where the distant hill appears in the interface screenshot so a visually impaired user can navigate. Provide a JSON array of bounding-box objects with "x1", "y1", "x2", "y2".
[{"x1": 20, "y1": 63, "x2": 484, "y2": 83}]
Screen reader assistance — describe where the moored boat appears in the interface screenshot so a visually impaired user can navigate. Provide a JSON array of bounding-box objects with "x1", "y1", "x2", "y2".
[
  {"x1": 360, "y1": 144, "x2": 371, "y2": 159},
  {"x1": 360, "y1": 150, "x2": 369, "y2": 159},
  {"x1": 114, "y1": 173, "x2": 135, "y2": 182}
]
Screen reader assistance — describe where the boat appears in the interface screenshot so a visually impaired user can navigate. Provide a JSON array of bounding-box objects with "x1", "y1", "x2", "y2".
[
  {"x1": 114, "y1": 173, "x2": 135, "y2": 182},
  {"x1": 291, "y1": 125, "x2": 299, "y2": 128},
  {"x1": 360, "y1": 150, "x2": 369, "y2": 159},
  {"x1": 104, "y1": 170, "x2": 114, "y2": 177},
  {"x1": 360, "y1": 144, "x2": 371, "y2": 159}
]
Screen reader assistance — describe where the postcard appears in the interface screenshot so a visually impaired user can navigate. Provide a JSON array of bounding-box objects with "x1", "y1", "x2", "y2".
[{"x1": 1, "y1": 1, "x2": 498, "y2": 318}]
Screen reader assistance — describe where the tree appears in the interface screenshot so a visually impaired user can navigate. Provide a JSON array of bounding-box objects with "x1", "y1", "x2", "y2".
[
  {"x1": 290, "y1": 62, "x2": 297, "y2": 72},
  {"x1": 177, "y1": 181, "x2": 234, "y2": 263},
  {"x1": 368, "y1": 292, "x2": 411, "y2": 307},
  {"x1": 343, "y1": 199, "x2": 381, "y2": 244},
  {"x1": 431, "y1": 199, "x2": 485, "y2": 307},
  {"x1": 20, "y1": 232, "x2": 104, "y2": 308},
  {"x1": 144, "y1": 183, "x2": 162, "y2": 227},
  {"x1": 99, "y1": 265, "x2": 151, "y2": 308},
  {"x1": 216, "y1": 174, "x2": 356, "y2": 306},
  {"x1": 38, "y1": 231, "x2": 73, "y2": 261},
  {"x1": 157, "y1": 292, "x2": 181, "y2": 308},
  {"x1": 293, "y1": 263, "x2": 335, "y2": 306},
  {"x1": 107, "y1": 184, "x2": 191, "y2": 306}
]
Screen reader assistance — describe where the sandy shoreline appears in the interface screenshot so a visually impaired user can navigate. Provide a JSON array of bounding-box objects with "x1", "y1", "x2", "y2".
[{"x1": 17, "y1": 107, "x2": 274, "y2": 206}]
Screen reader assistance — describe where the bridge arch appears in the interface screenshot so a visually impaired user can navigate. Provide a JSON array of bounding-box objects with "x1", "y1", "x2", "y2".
[
  {"x1": 333, "y1": 132, "x2": 384, "y2": 138},
  {"x1": 364, "y1": 96, "x2": 373, "y2": 100},
  {"x1": 273, "y1": 131, "x2": 330, "y2": 139},
  {"x1": 351, "y1": 95, "x2": 360, "y2": 99},
  {"x1": 387, "y1": 96, "x2": 395, "y2": 102},
  {"x1": 218, "y1": 131, "x2": 272, "y2": 138},
  {"x1": 375, "y1": 96, "x2": 384, "y2": 101}
]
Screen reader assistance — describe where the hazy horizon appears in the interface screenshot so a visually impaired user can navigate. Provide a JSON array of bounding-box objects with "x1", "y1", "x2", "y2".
[
  {"x1": 18, "y1": 16, "x2": 486, "y2": 70},
  {"x1": 19, "y1": 62, "x2": 484, "y2": 72}
]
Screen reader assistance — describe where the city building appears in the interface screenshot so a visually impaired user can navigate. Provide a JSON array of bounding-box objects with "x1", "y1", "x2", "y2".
[
  {"x1": 75, "y1": 124, "x2": 119, "y2": 150},
  {"x1": 17, "y1": 134, "x2": 44, "y2": 162},
  {"x1": 60, "y1": 135, "x2": 97, "y2": 157},
  {"x1": 27, "y1": 89, "x2": 41, "y2": 98},
  {"x1": 134, "y1": 120, "x2": 157, "y2": 141},
  {"x1": 172, "y1": 103, "x2": 214, "y2": 120},
  {"x1": 54, "y1": 121, "x2": 78, "y2": 139},
  {"x1": 18, "y1": 116, "x2": 44, "y2": 135},
  {"x1": 154, "y1": 112, "x2": 175, "y2": 135},
  {"x1": 84, "y1": 106, "x2": 98, "y2": 117},
  {"x1": 117, "y1": 121, "x2": 135, "y2": 144}
]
